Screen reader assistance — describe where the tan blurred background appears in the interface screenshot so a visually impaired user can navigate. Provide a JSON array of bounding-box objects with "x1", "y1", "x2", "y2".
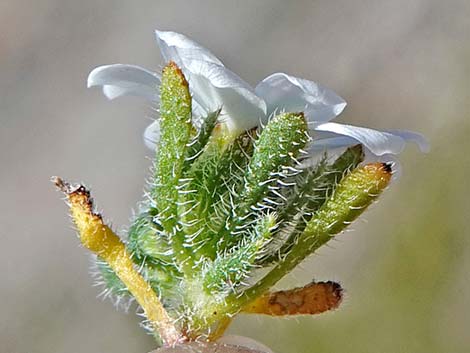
[{"x1": 1, "y1": 1, "x2": 469, "y2": 352}]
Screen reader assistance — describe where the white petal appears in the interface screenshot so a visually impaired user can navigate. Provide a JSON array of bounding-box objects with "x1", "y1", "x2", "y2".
[
  {"x1": 184, "y1": 59, "x2": 267, "y2": 133},
  {"x1": 313, "y1": 122, "x2": 406, "y2": 156},
  {"x1": 155, "y1": 31, "x2": 267, "y2": 132},
  {"x1": 308, "y1": 135, "x2": 356, "y2": 151},
  {"x1": 191, "y1": 99, "x2": 210, "y2": 124},
  {"x1": 155, "y1": 30, "x2": 224, "y2": 67},
  {"x1": 384, "y1": 129, "x2": 430, "y2": 153},
  {"x1": 143, "y1": 120, "x2": 160, "y2": 151},
  {"x1": 256, "y1": 73, "x2": 346, "y2": 122},
  {"x1": 87, "y1": 64, "x2": 160, "y2": 101}
]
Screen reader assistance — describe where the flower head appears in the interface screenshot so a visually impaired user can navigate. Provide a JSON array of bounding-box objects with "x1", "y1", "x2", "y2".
[{"x1": 56, "y1": 29, "x2": 429, "y2": 348}]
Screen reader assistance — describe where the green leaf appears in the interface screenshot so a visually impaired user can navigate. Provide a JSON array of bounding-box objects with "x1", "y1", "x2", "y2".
[{"x1": 152, "y1": 61, "x2": 193, "y2": 273}]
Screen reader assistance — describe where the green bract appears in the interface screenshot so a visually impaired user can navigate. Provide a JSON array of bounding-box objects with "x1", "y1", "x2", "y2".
[
  {"x1": 90, "y1": 62, "x2": 392, "y2": 340},
  {"x1": 57, "y1": 28, "x2": 429, "y2": 349}
]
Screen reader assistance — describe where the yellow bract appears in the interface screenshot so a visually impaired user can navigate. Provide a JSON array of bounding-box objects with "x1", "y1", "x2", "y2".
[{"x1": 54, "y1": 178, "x2": 182, "y2": 346}]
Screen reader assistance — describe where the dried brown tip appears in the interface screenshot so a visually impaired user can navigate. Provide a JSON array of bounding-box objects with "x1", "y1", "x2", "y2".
[
  {"x1": 51, "y1": 176, "x2": 76, "y2": 194},
  {"x1": 363, "y1": 162, "x2": 393, "y2": 175},
  {"x1": 362, "y1": 163, "x2": 393, "y2": 188},
  {"x1": 51, "y1": 176, "x2": 87, "y2": 196},
  {"x1": 244, "y1": 281, "x2": 343, "y2": 316},
  {"x1": 51, "y1": 176, "x2": 67, "y2": 192},
  {"x1": 381, "y1": 162, "x2": 393, "y2": 173},
  {"x1": 164, "y1": 61, "x2": 189, "y2": 87}
]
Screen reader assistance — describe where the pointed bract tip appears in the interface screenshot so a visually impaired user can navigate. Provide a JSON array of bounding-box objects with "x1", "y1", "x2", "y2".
[
  {"x1": 362, "y1": 163, "x2": 393, "y2": 187},
  {"x1": 382, "y1": 162, "x2": 393, "y2": 173},
  {"x1": 51, "y1": 176, "x2": 88, "y2": 197},
  {"x1": 349, "y1": 144, "x2": 365, "y2": 158},
  {"x1": 51, "y1": 176, "x2": 71, "y2": 193},
  {"x1": 163, "y1": 61, "x2": 188, "y2": 87},
  {"x1": 324, "y1": 280, "x2": 344, "y2": 304}
]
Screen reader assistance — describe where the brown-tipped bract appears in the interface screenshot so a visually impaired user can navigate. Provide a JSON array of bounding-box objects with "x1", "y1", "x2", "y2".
[{"x1": 244, "y1": 281, "x2": 343, "y2": 316}]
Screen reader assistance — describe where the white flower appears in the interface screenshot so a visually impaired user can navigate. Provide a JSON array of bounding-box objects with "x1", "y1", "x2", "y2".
[
  {"x1": 254, "y1": 72, "x2": 429, "y2": 157},
  {"x1": 88, "y1": 30, "x2": 266, "y2": 150},
  {"x1": 87, "y1": 30, "x2": 429, "y2": 157}
]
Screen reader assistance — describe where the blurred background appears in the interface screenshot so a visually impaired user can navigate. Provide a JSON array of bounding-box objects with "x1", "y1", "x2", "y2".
[{"x1": 1, "y1": 1, "x2": 469, "y2": 352}]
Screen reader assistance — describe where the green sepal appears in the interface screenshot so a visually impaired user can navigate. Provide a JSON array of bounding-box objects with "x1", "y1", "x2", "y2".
[
  {"x1": 152, "y1": 61, "x2": 193, "y2": 273},
  {"x1": 184, "y1": 109, "x2": 221, "y2": 170},
  {"x1": 126, "y1": 213, "x2": 182, "y2": 298},
  {"x1": 153, "y1": 62, "x2": 192, "y2": 231},
  {"x1": 244, "y1": 112, "x2": 308, "y2": 204},
  {"x1": 215, "y1": 112, "x2": 309, "y2": 250},
  {"x1": 202, "y1": 213, "x2": 276, "y2": 293},
  {"x1": 195, "y1": 163, "x2": 393, "y2": 333},
  {"x1": 285, "y1": 144, "x2": 364, "y2": 222},
  {"x1": 300, "y1": 162, "x2": 392, "y2": 248},
  {"x1": 244, "y1": 163, "x2": 393, "y2": 300},
  {"x1": 261, "y1": 145, "x2": 365, "y2": 263},
  {"x1": 126, "y1": 213, "x2": 174, "y2": 266},
  {"x1": 178, "y1": 130, "x2": 255, "y2": 261}
]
